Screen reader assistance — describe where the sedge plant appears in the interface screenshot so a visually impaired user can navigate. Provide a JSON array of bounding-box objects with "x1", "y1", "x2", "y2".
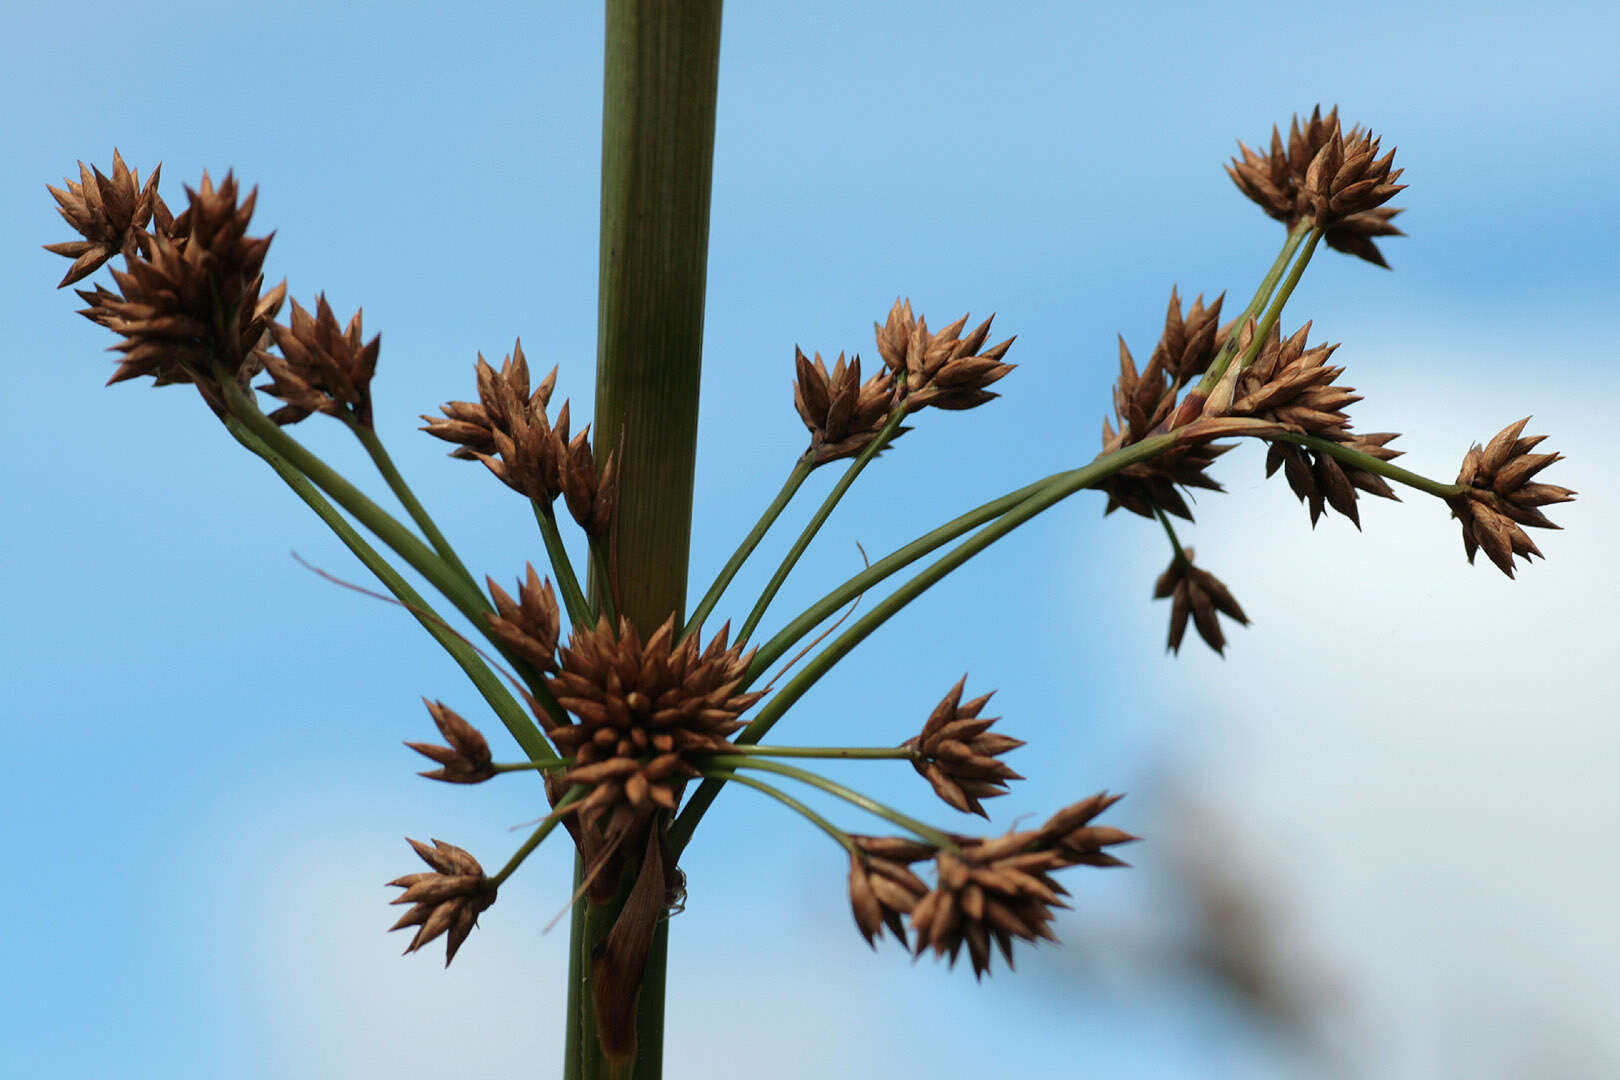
[{"x1": 43, "y1": 4, "x2": 1574, "y2": 1078}]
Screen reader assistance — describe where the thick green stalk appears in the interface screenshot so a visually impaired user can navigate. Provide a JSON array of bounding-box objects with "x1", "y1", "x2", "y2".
[
  {"x1": 737, "y1": 404, "x2": 910, "y2": 642},
  {"x1": 683, "y1": 457, "x2": 813, "y2": 640},
  {"x1": 223, "y1": 417, "x2": 555, "y2": 765},
  {"x1": 565, "y1": 3, "x2": 723, "y2": 1078},
  {"x1": 670, "y1": 433, "x2": 1180, "y2": 853}
]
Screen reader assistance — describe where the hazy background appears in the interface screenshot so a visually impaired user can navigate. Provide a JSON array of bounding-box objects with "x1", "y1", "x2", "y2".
[{"x1": 3, "y1": 2, "x2": 1616, "y2": 1077}]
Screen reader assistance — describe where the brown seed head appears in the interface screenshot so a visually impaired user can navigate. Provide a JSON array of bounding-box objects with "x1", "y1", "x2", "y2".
[
  {"x1": 545, "y1": 615, "x2": 763, "y2": 849},
  {"x1": 76, "y1": 172, "x2": 281, "y2": 417},
  {"x1": 793, "y1": 348, "x2": 905, "y2": 466},
  {"x1": 484, "y1": 563, "x2": 562, "y2": 673},
  {"x1": 909, "y1": 795, "x2": 1133, "y2": 978},
  {"x1": 45, "y1": 151, "x2": 166, "y2": 287},
  {"x1": 1447, "y1": 418, "x2": 1575, "y2": 577},
  {"x1": 1227, "y1": 106, "x2": 1407, "y2": 267},
  {"x1": 1153, "y1": 288, "x2": 1228, "y2": 384},
  {"x1": 406, "y1": 700, "x2": 495, "y2": 784},
  {"x1": 386, "y1": 837, "x2": 496, "y2": 966},
  {"x1": 873, "y1": 298, "x2": 1016, "y2": 412},
  {"x1": 901, "y1": 676, "x2": 1025, "y2": 817},
  {"x1": 260, "y1": 295, "x2": 380, "y2": 427},
  {"x1": 847, "y1": 838, "x2": 932, "y2": 948},
  {"x1": 1152, "y1": 548, "x2": 1249, "y2": 655}
]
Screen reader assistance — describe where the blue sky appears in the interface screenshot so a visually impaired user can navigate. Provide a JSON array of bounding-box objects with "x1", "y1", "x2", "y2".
[{"x1": 3, "y1": 2, "x2": 1617, "y2": 1078}]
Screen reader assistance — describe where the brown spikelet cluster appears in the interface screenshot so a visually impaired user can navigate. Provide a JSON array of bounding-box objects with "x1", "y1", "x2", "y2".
[
  {"x1": 72, "y1": 172, "x2": 283, "y2": 415},
  {"x1": 422, "y1": 343, "x2": 618, "y2": 541},
  {"x1": 874, "y1": 298, "x2": 1015, "y2": 412},
  {"x1": 793, "y1": 348, "x2": 905, "y2": 466},
  {"x1": 407, "y1": 700, "x2": 495, "y2": 784},
  {"x1": 1152, "y1": 548, "x2": 1248, "y2": 655},
  {"x1": 1206, "y1": 319, "x2": 1402, "y2": 527},
  {"x1": 1226, "y1": 106, "x2": 1407, "y2": 267},
  {"x1": 545, "y1": 616, "x2": 763, "y2": 866},
  {"x1": 258, "y1": 295, "x2": 380, "y2": 427},
  {"x1": 387, "y1": 838, "x2": 497, "y2": 966},
  {"x1": 1447, "y1": 418, "x2": 1575, "y2": 577},
  {"x1": 484, "y1": 563, "x2": 562, "y2": 673},
  {"x1": 908, "y1": 793, "x2": 1134, "y2": 978},
  {"x1": 1098, "y1": 320, "x2": 1233, "y2": 521},
  {"x1": 902, "y1": 676, "x2": 1024, "y2": 817},
  {"x1": 847, "y1": 835, "x2": 933, "y2": 947},
  {"x1": 45, "y1": 151, "x2": 168, "y2": 287}
]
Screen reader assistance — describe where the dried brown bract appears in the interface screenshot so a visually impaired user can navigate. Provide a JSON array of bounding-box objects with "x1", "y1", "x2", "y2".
[
  {"x1": 77, "y1": 172, "x2": 282, "y2": 416},
  {"x1": 902, "y1": 676, "x2": 1024, "y2": 817},
  {"x1": 910, "y1": 795, "x2": 1133, "y2": 978},
  {"x1": 545, "y1": 616, "x2": 762, "y2": 879},
  {"x1": 406, "y1": 699, "x2": 495, "y2": 784},
  {"x1": 387, "y1": 838, "x2": 497, "y2": 966},
  {"x1": 45, "y1": 151, "x2": 165, "y2": 287},
  {"x1": 260, "y1": 295, "x2": 380, "y2": 427},
  {"x1": 1227, "y1": 106, "x2": 1407, "y2": 267},
  {"x1": 874, "y1": 298, "x2": 1015, "y2": 412},
  {"x1": 1447, "y1": 418, "x2": 1575, "y2": 577},
  {"x1": 847, "y1": 837, "x2": 932, "y2": 947},
  {"x1": 484, "y1": 563, "x2": 562, "y2": 673},
  {"x1": 793, "y1": 348, "x2": 904, "y2": 466},
  {"x1": 1152, "y1": 548, "x2": 1248, "y2": 655}
]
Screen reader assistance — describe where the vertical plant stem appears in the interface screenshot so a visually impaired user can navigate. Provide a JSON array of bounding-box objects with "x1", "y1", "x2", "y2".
[{"x1": 565, "y1": 2, "x2": 723, "y2": 1078}]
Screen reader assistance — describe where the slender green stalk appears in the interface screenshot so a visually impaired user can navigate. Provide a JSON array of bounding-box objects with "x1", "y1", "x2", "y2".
[
  {"x1": 1227, "y1": 227, "x2": 1324, "y2": 377},
  {"x1": 1275, "y1": 431, "x2": 1466, "y2": 499},
  {"x1": 588, "y1": 537, "x2": 619, "y2": 624},
  {"x1": 1154, "y1": 505, "x2": 1189, "y2": 565},
  {"x1": 534, "y1": 501, "x2": 593, "y2": 626},
  {"x1": 491, "y1": 759, "x2": 575, "y2": 774},
  {"x1": 223, "y1": 417, "x2": 555, "y2": 765},
  {"x1": 345, "y1": 417, "x2": 480, "y2": 594},
  {"x1": 742, "y1": 472, "x2": 1057, "y2": 686},
  {"x1": 700, "y1": 755, "x2": 956, "y2": 850},
  {"x1": 490, "y1": 785, "x2": 585, "y2": 886},
  {"x1": 737, "y1": 405, "x2": 910, "y2": 643},
  {"x1": 669, "y1": 432, "x2": 1178, "y2": 853},
  {"x1": 1196, "y1": 220, "x2": 1313, "y2": 395},
  {"x1": 696, "y1": 769, "x2": 855, "y2": 853},
  {"x1": 683, "y1": 457, "x2": 813, "y2": 639},
  {"x1": 715, "y1": 744, "x2": 913, "y2": 760}
]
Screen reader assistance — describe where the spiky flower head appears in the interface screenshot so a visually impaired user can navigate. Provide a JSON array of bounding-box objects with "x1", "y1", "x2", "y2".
[
  {"x1": 484, "y1": 563, "x2": 562, "y2": 673},
  {"x1": 406, "y1": 700, "x2": 495, "y2": 784},
  {"x1": 902, "y1": 676, "x2": 1024, "y2": 817},
  {"x1": 847, "y1": 836, "x2": 933, "y2": 948},
  {"x1": 386, "y1": 838, "x2": 496, "y2": 966},
  {"x1": 793, "y1": 348, "x2": 904, "y2": 466},
  {"x1": 1226, "y1": 106, "x2": 1407, "y2": 267},
  {"x1": 1447, "y1": 418, "x2": 1575, "y2": 577},
  {"x1": 1153, "y1": 287, "x2": 1228, "y2": 384},
  {"x1": 260, "y1": 295, "x2": 380, "y2": 427},
  {"x1": 1152, "y1": 548, "x2": 1248, "y2": 655},
  {"x1": 76, "y1": 172, "x2": 282, "y2": 416},
  {"x1": 45, "y1": 151, "x2": 168, "y2": 287},
  {"x1": 909, "y1": 793, "x2": 1134, "y2": 978},
  {"x1": 874, "y1": 298, "x2": 1015, "y2": 412},
  {"x1": 545, "y1": 616, "x2": 763, "y2": 851}
]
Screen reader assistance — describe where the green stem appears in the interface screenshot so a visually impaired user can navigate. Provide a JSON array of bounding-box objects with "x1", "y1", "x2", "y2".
[
  {"x1": 671, "y1": 432, "x2": 1179, "y2": 853},
  {"x1": 346, "y1": 417, "x2": 480, "y2": 595},
  {"x1": 491, "y1": 759, "x2": 574, "y2": 774},
  {"x1": 534, "y1": 501, "x2": 594, "y2": 626},
  {"x1": 1196, "y1": 219, "x2": 1313, "y2": 395},
  {"x1": 696, "y1": 769, "x2": 855, "y2": 853},
  {"x1": 683, "y1": 458, "x2": 813, "y2": 640},
  {"x1": 223, "y1": 417, "x2": 555, "y2": 765},
  {"x1": 699, "y1": 756, "x2": 956, "y2": 850},
  {"x1": 588, "y1": 537, "x2": 620, "y2": 624},
  {"x1": 1228, "y1": 227, "x2": 1323, "y2": 377},
  {"x1": 1154, "y1": 505, "x2": 1189, "y2": 565},
  {"x1": 716, "y1": 744, "x2": 913, "y2": 760},
  {"x1": 1273, "y1": 431, "x2": 1466, "y2": 500},
  {"x1": 737, "y1": 405, "x2": 909, "y2": 643},
  {"x1": 490, "y1": 785, "x2": 585, "y2": 886}
]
